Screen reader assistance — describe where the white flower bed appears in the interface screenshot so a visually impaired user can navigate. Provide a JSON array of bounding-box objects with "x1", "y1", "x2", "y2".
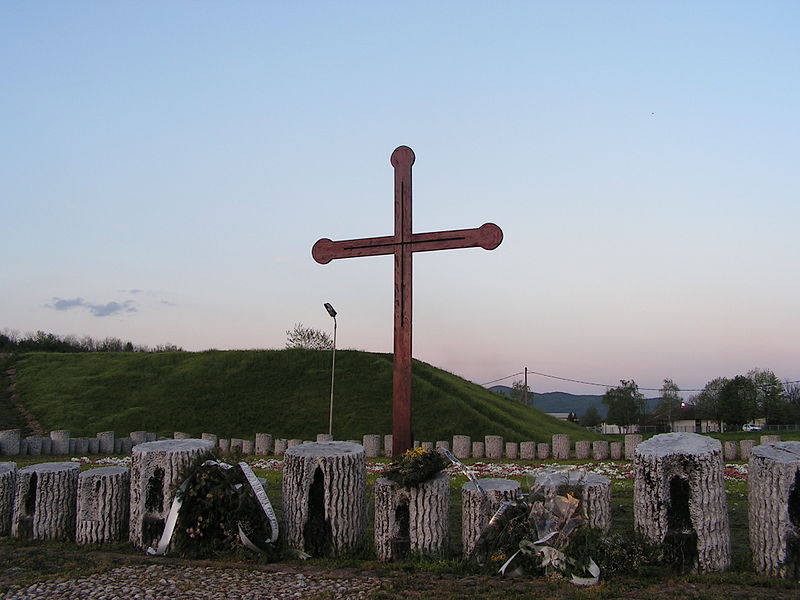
[{"x1": 69, "y1": 456, "x2": 749, "y2": 481}]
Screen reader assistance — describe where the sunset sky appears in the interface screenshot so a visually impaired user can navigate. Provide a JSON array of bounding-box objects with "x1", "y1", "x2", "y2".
[{"x1": 2, "y1": 2, "x2": 798, "y2": 396}]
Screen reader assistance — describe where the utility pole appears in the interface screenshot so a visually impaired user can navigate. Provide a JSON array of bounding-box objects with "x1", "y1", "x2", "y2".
[{"x1": 524, "y1": 367, "x2": 529, "y2": 406}]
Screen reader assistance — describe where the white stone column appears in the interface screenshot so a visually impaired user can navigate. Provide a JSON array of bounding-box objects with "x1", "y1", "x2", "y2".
[
  {"x1": 452, "y1": 435, "x2": 471, "y2": 459},
  {"x1": 634, "y1": 432, "x2": 730, "y2": 572},
  {"x1": 255, "y1": 433, "x2": 272, "y2": 455},
  {"x1": 484, "y1": 436, "x2": 503, "y2": 460},
  {"x1": 362, "y1": 434, "x2": 381, "y2": 458},
  {"x1": 12, "y1": 462, "x2": 80, "y2": 540},
  {"x1": 0, "y1": 462, "x2": 17, "y2": 536},
  {"x1": 624, "y1": 434, "x2": 643, "y2": 460},
  {"x1": 374, "y1": 472, "x2": 450, "y2": 561},
  {"x1": 592, "y1": 440, "x2": 609, "y2": 460},
  {"x1": 283, "y1": 441, "x2": 366, "y2": 558},
  {"x1": 461, "y1": 478, "x2": 521, "y2": 556},
  {"x1": 471, "y1": 441, "x2": 485, "y2": 459},
  {"x1": 748, "y1": 441, "x2": 800, "y2": 578},
  {"x1": 575, "y1": 441, "x2": 591, "y2": 460},
  {"x1": 128, "y1": 439, "x2": 212, "y2": 550},
  {"x1": 552, "y1": 434, "x2": 571, "y2": 460},
  {"x1": 76, "y1": 466, "x2": 130, "y2": 544}
]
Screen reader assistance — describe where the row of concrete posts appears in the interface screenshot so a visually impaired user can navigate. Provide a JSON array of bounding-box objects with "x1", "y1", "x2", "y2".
[{"x1": 1, "y1": 427, "x2": 781, "y2": 462}]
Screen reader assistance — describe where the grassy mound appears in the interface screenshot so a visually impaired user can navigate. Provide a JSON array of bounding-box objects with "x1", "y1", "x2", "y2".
[{"x1": 13, "y1": 349, "x2": 598, "y2": 442}]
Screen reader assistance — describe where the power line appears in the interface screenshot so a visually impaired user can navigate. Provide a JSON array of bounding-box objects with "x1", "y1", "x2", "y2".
[{"x1": 481, "y1": 369, "x2": 800, "y2": 392}]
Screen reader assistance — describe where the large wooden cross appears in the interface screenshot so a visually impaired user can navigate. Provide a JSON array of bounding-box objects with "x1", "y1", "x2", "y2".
[{"x1": 312, "y1": 146, "x2": 502, "y2": 456}]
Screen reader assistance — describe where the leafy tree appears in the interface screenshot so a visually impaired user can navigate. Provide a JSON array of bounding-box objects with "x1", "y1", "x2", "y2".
[
  {"x1": 580, "y1": 405, "x2": 602, "y2": 428},
  {"x1": 784, "y1": 380, "x2": 800, "y2": 423},
  {"x1": 719, "y1": 376, "x2": 757, "y2": 430},
  {"x1": 602, "y1": 380, "x2": 645, "y2": 433},
  {"x1": 692, "y1": 377, "x2": 728, "y2": 430},
  {"x1": 510, "y1": 380, "x2": 531, "y2": 404},
  {"x1": 285, "y1": 323, "x2": 333, "y2": 350},
  {"x1": 747, "y1": 368, "x2": 785, "y2": 425},
  {"x1": 655, "y1": 378, "x2": 681, "y2": 430}
]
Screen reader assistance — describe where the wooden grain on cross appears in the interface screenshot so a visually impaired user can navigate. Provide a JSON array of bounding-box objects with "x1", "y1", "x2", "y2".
[{"x1": 312, "y1": 146, "x2": 503, "y2": 456}]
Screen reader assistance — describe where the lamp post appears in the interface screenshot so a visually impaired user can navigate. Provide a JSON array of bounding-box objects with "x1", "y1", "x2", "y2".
[{"x1": 324, "y1": 302, "x2": 337, "y2": 437}]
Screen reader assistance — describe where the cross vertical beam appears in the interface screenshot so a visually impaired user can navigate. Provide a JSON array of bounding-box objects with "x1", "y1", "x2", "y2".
[{"x1": 392, "y1": 146, "x2": 414, "y2": 456}]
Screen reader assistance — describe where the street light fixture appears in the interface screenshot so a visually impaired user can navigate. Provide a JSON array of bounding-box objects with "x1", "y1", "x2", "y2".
[{"x1": 324, "y1": 303, "x2": 337, "y2": 436}]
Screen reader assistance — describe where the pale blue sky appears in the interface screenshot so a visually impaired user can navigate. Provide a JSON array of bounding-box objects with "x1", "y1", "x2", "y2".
[{"x1": 2, "y1": 1, "x2": 798, "y2": 395}]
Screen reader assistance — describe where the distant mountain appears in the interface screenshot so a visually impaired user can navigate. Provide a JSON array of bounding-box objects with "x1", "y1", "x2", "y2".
[{"x1": 488, "y1": 386, "x2": 661, "y2": 418}]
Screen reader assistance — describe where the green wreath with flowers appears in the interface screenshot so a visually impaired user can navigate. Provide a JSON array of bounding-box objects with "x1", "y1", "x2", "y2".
[{"x1": 384, "y1": 446, "x2": 449, "y2": 488}]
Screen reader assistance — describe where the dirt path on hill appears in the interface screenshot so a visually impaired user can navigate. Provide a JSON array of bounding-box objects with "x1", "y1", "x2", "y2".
[{"x1": 0, "y1": 355, "x2": 45, "y2": 436}]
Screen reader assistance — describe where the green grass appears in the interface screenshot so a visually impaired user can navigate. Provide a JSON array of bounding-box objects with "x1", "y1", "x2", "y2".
[{"x1": 11, "y1": 349, "x2": 598, "y2": 442}]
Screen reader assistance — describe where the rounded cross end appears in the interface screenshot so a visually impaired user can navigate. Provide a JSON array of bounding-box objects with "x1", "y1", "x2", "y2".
[
  {"x1": 312, "y1": 238, "x2": 334, "y2": 264},
  {"x1": 390, "y1": 145, "x2": 415, "y2": 168},
  {"x1": 478, "y1": 223, "x2": 503, "y2": 250}
]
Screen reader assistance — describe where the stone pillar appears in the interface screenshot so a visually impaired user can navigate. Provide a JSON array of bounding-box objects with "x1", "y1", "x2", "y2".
[
  {"x1": 0, "y1": 430, "x2": 21, "y2": 456},
  {"x1": 537, "y1": 443, "x2": 550, "y2": 460},
  {"x1": 534, "y1": 470, "x2": 611, "y2": 532},
  {"x1": 575, "y1": 441, "x2": 591, "y2": 460},
  {"x1": 41, "y1": 438, "x2": 52, "y2": 455},
  {"x1": 740, "y1": 439, "x2": 756, "y2": 461},
  {"x1": 471, "y1": 442, "x2": 485, "y2": 459},
  {"x1": 12, "y1": 462, "x2": 80, "y2": 540},
  {"x1": 374, "y1": 472, "x2": 450, "y2": 561},
  {"x1": 761, "y1": 435, "x2": 781, "y2": 445},
  {"x1": 610, "y1": 442, "x2": 623, "y2": 460},
  {"x1": 461, "y1": 478, "x2": 521, "y2": 556},
  {"x1": 362, "y1": 434, "x2": 381, "y2": 458},
  {"x1": 519, "y1": 441, "x2": 536, "y2": 460},
  {"x1": 435, "y1": 441, "x2": 450, "y2": 453},
  {"x1": 230, "y1": 438, "x2": 244, "y2": 453},
  {"x1": 50, "y1": 430, "x2": 70, "y2": 455},
  {"x1": 287, "y1": 439, "x2": 302, "y2": 449},
  {"x1": 173, "y1": 432, "x2": 190, "y2": 440},
  {"x1": 452, "y1": 435, "x2": 471, "y2": 459},
  {"x1": 283, "y1": 441, "x2": 366, "y2": 558},
  {"x1": 748, "y1": 441, "x2": 800, "y2": 578},
  {"x1": 421, "y1": 441, "x2": 434, "y2": 452},
  {"x1": 201, "y1": 433, "x2": 218, "y2": 447},
  {"x1": 97, "y1": 432, "x2": 115, "y2": 454},
  {"x1": 129, "y1": 439, "x2": 212, "y2": 550},
  {"x1": 218, "y1": 439, "x2": 230, "y2": 452},
  {"x1": 592, "y1": 440, "x2": 609, "y2": 461},
  {"x1": 0, "y1": 462, "x2": 17, "y2": 536},
  {"x1": 24, "y1": 436, "x2": 43, "y2": 456},
  {"x1": 118, "y1": 438, "x2": 133, "y2": 454},
  {"x1": 625, "y1": 434, "x2": 643, "y2": 460},
  {"x1": 316, "y1": 433, "x2": 333, "y2": 442},
  {"x1": 75, "y1": 438, "x2": 89, "y2": 455},
  {"x1": 274, "y1": 439, "x2": 288, "y2": 456},
  {"x1": 87, "y1": 438, "x2": 100, "y2": 454},
  {"x1": 504, "y1": 442, "x2": 518, "y2": 460},
  {"x1": 129, "y1": 431, "x2": 148, "y2": 446},
  {"x1": 634, "y1": 432, "x2": 730, "y2": 572},
  {"x1": 76, "y1": 467, "x2": 130, "y2": 545},
  {"x1": 383, "y1": 434, "x2": 393, "y2": 457},
  {"x1": 552, "y1": 434, "x2": 571, "y2": 460},
  {"x1": 484, "y1": 436, "x2": 503, "y2": 460},
  {"x1": 723, "y1": 441, "x2": 738, "y2": 462},
  {"x1": 255, "y1": 433, "x2": 273, "y2": 455},
  {"x1": 242, "y1": 440, "x2": 254, "y2": 455}
]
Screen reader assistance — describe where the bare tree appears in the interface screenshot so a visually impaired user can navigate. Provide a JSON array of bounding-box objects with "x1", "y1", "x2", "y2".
[{"x1": 285, "y1": 323, "x2": 333, "y2": 350}]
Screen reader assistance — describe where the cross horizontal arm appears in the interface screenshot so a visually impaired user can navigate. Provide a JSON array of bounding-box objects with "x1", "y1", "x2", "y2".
[{"x1": 312, "y1": 222, "x2": 502, "y2": 264}]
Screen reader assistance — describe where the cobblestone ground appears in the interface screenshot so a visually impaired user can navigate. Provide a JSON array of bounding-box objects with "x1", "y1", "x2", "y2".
[{"x1": 1, "y1": 564, "x2": 382, "y2": 600}]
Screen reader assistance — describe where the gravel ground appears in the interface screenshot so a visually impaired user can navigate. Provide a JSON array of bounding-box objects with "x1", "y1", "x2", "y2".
[{"x1": 0, "y1": 564, "x2": 382, "y2": 600}]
